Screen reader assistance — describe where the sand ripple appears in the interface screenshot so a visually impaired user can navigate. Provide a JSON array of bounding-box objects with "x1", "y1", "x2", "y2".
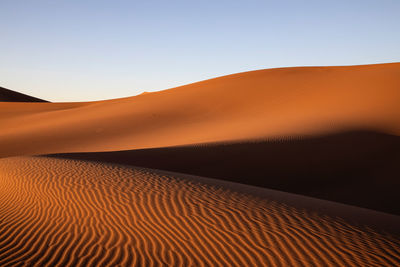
[{"x1": 0, "y1": 157, "x2": 399, "y2": 266}]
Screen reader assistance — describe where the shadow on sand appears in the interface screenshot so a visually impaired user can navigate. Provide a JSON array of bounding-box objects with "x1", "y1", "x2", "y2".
[{"x1": 46, "y1": 130, "x2": 400, "y2": 215}]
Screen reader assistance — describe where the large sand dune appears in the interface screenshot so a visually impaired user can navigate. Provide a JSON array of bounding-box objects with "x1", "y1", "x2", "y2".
[
  {"x1": 0, "y1": 156, "x2": 399, "y2": 266},
  {"x1": 1, "y1": 63, "x2": 400, "y2": 158}
]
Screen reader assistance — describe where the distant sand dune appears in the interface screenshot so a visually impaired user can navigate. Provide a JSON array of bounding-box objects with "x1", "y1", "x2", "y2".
[
  {"x1": 0, "y1": 157, "x2": 399, "y2": 266},
  {"x1": 1, "y1": 63, "x2": 400, "y2": 158},
  {"x1": 0, "y1": 86, "x2": 48, "y2": 102}
]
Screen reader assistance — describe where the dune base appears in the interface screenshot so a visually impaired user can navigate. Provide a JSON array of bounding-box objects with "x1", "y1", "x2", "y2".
[{"x1": 0, "y1": 157, "x2": 399, "y2": 266}]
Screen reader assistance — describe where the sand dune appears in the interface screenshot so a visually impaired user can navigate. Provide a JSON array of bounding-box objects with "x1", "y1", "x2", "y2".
[
  {"x1": 0, "y1": 102, "x2": 86, "y2": 121},
  {"x1": 51, "y1": 130, "x2": 400, "y2": 215},
  {"x1": 1, "y1": 63, "x2": 400, "y2": 158},
  {"x1": 1, "y1": 63, "x2": 400, "y2": 266},
  {"x1": 0, "y1": 156, "x2": 399, "y2": 266},
  {"x1": 0, "y1": 86, "x2": 48, "y2": 103}
]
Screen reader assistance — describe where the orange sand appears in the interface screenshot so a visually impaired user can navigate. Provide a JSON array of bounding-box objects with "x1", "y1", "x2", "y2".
[
  {"x1": 0, "y1": 156, "x2": 399, "y2": 266},
  {"x1": 1, "y1": 63, "x2": 400, "y2": 158}
]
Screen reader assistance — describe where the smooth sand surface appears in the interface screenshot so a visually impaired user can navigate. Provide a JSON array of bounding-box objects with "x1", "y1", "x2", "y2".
[
  {"x1": 1, "y1": 63, "x2": 400, "y2": 158},
  {"x1": 0, "y1": 102, "x2": 87, "y2": 121},
  {"x1": 0, "y1": 156, "x2": 399, "y2": 266}
]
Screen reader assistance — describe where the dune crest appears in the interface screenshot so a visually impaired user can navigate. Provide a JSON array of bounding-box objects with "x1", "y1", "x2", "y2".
[{"x1": 1, "y1": 63, "x2": 400, "y2": 158}]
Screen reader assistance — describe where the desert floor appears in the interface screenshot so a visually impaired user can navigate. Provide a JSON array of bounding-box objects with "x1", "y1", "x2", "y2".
[{"x1": 0, "y1": 156, "x2": 399, "y2": 266}]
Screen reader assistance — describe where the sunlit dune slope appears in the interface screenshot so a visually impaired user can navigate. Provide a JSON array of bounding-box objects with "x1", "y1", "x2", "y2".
[
  {"x1": 0, "y1": 86, "x2": 48, "y2": 103},
  {"x1": 1, "y1": 63, "x2": 400, "y2": 157},
  {"x1": 0, "y1": 156, "x2": 399, "y2": 266},
  {"x1": 0, "y1": 102, "x2": 87, "y2": 121}
]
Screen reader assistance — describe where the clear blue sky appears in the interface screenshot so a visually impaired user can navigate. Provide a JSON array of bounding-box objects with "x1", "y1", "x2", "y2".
[{"x1": 1, "y1": 0, "x2": 399, "y2": 102}]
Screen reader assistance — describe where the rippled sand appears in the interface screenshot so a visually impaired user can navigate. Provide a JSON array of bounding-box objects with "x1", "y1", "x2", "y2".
[{"x1": 0, "y1": 157, "x2": 399, "y2": 266}]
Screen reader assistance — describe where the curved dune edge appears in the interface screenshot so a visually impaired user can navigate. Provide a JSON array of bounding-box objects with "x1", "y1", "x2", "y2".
[
  {"x1": 49, "y1": 130, "x2": 400, "y2": 215},
  {"x1": 1, "y1": 63, "x2": 400, "y2": 158},
  {"x1": 0, "y1": 86, "x2": 48, "y2": 103},
  {"x1": 0, "y1": 157, "x2": 399, "y2": 266}
]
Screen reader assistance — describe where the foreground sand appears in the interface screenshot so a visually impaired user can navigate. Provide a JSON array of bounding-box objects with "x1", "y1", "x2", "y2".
[
  {"x1": 0, "y1": 157, "x2": 399, "y2": 266},
  {"x1": 53, "y1": 130, "x2": 400, "y2": 215}
]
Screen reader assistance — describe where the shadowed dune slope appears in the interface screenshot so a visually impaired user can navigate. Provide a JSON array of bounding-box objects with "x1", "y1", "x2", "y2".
[
  {"x1": 0, "y1": 156, "x2": 399, "y2": 266},
  {"x1": 0, "y1": 86, "x2": 48, "y2": 102},
  {"x1": 1, "y1": 63, "x2": 400, "y2": 158},
  {"x1": 50, "y1": 130, "x2": 400, "y2": 215}
]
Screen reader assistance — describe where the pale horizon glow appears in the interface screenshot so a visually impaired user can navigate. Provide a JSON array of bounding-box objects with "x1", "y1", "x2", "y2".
[{"x1": 1, "y1": 0, "x2": 400, "y2": 102}]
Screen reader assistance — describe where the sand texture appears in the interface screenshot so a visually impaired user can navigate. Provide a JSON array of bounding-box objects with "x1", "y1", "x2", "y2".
[
  {"x1": 0, "y1": 156, "x2": 399, "y2": 266},
  {"x1": 51, "y1": 130, "x2": 400, "y2": 215}
]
